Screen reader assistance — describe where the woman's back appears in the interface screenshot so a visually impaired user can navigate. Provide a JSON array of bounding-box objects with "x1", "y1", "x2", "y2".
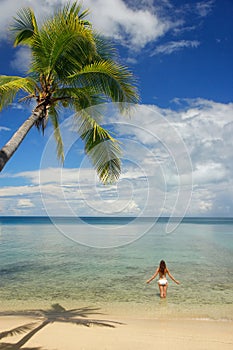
[{"x1": 159, "y1": 267, "x2": 167, "y2": 279}]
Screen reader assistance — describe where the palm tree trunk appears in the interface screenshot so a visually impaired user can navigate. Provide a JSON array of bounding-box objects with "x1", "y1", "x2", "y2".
[{"x1": 0, "y1": 109, "x2": 42, "y2": 172}]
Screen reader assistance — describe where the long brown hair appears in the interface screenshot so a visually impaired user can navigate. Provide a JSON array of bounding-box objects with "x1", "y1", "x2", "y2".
[{"x1": 159, "y1": 260, "x2": 166, "y2": 274}]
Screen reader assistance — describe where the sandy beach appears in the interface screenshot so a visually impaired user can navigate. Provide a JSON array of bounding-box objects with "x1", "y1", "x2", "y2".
[
  {"x1": 0, "y1": 217, "x2": 232, "y2": 349},
  {"x1": 0, "y1": 312, "x2": 232, "y2": 350}
]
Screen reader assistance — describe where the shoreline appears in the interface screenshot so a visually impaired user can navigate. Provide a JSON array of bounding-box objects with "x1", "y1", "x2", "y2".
[
  {"x1": 0, "y1": 314, "x2": 232, "y2": 350},
  {"x1": 0, "y1": 300, "x2": 232, "y2": 322}
]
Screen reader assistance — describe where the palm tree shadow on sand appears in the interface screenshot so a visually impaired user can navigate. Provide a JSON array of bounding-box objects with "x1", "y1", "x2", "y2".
[{"x1": 0, "y1": 303, "x2": 124, "y2": 350}]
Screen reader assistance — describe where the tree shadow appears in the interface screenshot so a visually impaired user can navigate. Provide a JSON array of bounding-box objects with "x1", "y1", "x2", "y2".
[{"x1": 0, "y1": 304, "x2": 124, "y2": 350}]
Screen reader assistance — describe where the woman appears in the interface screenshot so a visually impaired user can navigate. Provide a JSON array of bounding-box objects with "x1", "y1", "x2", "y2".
[{"x1": 146, "y1": 260, "x2": 180, "y2": 298}]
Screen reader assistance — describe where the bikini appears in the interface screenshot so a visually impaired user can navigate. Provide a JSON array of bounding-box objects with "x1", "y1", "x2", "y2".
[
  {"x1": 158, "y1": 278, "x2": 168, "y2": 286},
  {"x1": 158, "y1": 271, "x2": 168, "y2": 285}
]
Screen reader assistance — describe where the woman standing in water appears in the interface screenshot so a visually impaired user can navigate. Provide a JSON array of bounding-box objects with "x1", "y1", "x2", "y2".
[{"x1": 146, "y1": 260, "x2": 180, "y2": 298}]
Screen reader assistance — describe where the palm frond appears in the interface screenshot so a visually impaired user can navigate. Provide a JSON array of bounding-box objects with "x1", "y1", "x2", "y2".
[
  {"x1": 30, "y1": 28, "x2": 78, "y2": 76},
  {"x1": 74, "y1": 113, "x2": 121, "y2": 184},
  {"x1": 49, "y1": 106, "x2": 64, "y2": 162},
  {"x1": 93, "y1": 33, "x2": 117, "y2": 61},
  {"x1": 55, "y1": 86, "x2": 105, "y2": 115},
  {"x1": 68, "y1": 60, "x2": 139, "y2": 108},
  {"x1": 89, "y1": 139, "x2": 122, "y2": 184},
  {"x1": 0, "y1": 75, "x2": 36, "y2": 92},
  {"x1": 60, "y1": 1, "x2": 91, "y2": 24},
  {"x1": 0, "y1": 75, "x2": 37, "y2": 110},
  {"x1": 29, "y1": 4, "x2": 96, "y2": 79},
  {"x1": 11, "y1": 7, "x2": 38, "y2": 46}
]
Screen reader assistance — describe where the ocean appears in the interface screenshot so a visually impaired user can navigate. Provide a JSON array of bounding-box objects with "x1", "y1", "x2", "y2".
[{"x1": 0, "y1": 216, "x2": 232, "y2": 320}]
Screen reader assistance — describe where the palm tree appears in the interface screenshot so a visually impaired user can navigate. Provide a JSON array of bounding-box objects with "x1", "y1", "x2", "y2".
[{"x1": 0, "y1": 1, "x2": 138, "y2": 183}]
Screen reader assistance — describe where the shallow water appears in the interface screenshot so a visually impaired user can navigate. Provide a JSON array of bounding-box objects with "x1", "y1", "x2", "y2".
[{"x1": 0, "y1": 217, "x2": 232, "y2": 320}]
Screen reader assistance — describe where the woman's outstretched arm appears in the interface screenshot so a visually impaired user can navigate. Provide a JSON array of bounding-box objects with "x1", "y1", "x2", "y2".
[
  {"x1": 167, "y1": 269, "x2": 180, "y2": 284},
  {"x1": 146, "y1": 268, "x2": 159, "y2": 284}
]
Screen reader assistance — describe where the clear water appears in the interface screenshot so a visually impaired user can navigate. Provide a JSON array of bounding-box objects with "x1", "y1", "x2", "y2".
[{"x1": 0, "y1": 217, "x2": 232, "y2": 320}]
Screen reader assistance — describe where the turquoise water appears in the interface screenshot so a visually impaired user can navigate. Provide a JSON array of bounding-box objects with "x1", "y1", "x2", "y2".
[{"x1": 0, "y1": 217, "x2": 232, "y2": 320}]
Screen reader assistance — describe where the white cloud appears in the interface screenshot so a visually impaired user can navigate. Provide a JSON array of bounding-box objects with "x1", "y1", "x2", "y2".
[
  {"x1": 195, "y1": 0, "x2": 214, "y2": 17},
  {"x1": 86, "y1": 0, "x2": 172, "y2": 50},
  {"x1": 10, "y1": 47, "x2": 31, "y2": 73},
  {"x1": 17, "y1": 198, "x2": 35, "y2": 208},
  {"x1": 1, "y1": 98, "x2": 233, "y2": 217},
  {"x1": 0, "y1": 126, "x2": 10, "y2": 132},
  {"x1": 152, "y1": 40, "x2": 200, "y2": 55},
  {"x1": 192, "y1": 162, "x2": 227, "y2": 184}
]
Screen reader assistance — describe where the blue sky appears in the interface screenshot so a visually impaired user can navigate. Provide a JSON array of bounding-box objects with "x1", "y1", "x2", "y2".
[{"x1": 0, "y1": 0, "x2": 233, "y2": 217}]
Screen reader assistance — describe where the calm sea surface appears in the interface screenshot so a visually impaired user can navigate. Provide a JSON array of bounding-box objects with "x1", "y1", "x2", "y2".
[{"x1": 0, "y1": 217, "x2": 232, "y2": 320}]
